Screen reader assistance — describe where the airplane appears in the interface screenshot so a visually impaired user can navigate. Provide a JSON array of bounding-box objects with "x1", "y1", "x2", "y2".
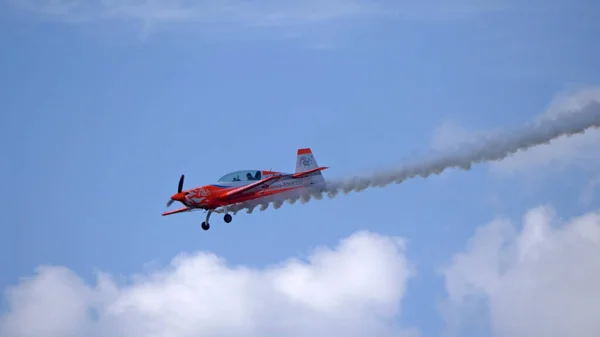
[{"x1": 162, "y1": 148, "x2": 328, "y2": 231}]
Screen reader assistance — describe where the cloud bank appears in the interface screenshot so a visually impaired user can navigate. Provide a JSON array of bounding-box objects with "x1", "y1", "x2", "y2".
[
  {"x1": 0, "y1": 231, "x2": 417, "y2": 337},
  {"x1": 10, "y1": 0, "x2": 521, "y2": 27},
  {"x1": 4, "y1": 207, "x2": 600, "y2": 337},
  {"x1": 12, "y1": 0, "x2": 388, "y2": 26},
  {"x1": 442, "y1": 205, "x2": 600, "y2": 337}
]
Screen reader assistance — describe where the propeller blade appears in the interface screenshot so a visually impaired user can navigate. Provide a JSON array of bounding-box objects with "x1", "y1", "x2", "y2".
[
  {"x1": 166, "y1": 174, "x2": 185, "y2": 208},
  {"x1": 178, "y1": 174, "x2": 184, "y2": 193}
]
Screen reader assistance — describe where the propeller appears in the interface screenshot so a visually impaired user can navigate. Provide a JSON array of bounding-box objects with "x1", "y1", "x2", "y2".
[{"x1": 166, "y1": 174, "x2": 185, "y2": 207}]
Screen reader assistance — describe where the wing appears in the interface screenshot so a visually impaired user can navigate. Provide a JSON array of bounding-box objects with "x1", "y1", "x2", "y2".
[
  {"x1": 218, "y1": 175, "x2": 283, "y2": 200},
  {"x1": 162, "y1": 207, "x2": 191, "y2": 216}
]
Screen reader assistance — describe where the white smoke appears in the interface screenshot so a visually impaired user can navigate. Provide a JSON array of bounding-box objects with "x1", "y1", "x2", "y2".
[{"x1": 221, "y1": 100, "x2": 600, "y2": 215}]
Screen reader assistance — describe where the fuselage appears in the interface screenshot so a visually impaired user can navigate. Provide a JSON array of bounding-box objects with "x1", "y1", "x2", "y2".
[{"x1": 175, "y1": 169, "x2": 325, "y2": 210}]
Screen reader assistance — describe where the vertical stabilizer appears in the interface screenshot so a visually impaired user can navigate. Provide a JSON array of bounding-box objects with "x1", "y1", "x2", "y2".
[
  {"x1": 295, "y1": 148, "x2": 318, "y2": 173},
  {"x1": 295, "y1": 148, "x2": 326, "y2": 185}
]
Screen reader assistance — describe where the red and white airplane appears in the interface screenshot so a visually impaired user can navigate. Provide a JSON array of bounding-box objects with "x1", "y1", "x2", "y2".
[{"x1": 163, "y1": 148, "x2": 328, "y2": 230}]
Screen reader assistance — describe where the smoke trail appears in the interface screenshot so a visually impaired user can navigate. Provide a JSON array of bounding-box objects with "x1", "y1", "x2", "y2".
[{"x1": 222, "y1": 100, "x2": 600, "y2": 215}]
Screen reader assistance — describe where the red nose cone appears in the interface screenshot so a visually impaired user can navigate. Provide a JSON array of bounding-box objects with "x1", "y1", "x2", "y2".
[{"x1": 171, "y1": 192, "x2": 186, "y2": 202}]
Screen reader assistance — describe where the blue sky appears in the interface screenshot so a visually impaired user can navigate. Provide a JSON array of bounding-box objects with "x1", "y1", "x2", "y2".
[{"x1": 2, "y1": 1, "x2": 600, "y2": 337}]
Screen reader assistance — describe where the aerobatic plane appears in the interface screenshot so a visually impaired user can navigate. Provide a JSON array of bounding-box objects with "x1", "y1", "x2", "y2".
[{"x1": 163, "y1": 148, "x2": 328, "y2": 231}]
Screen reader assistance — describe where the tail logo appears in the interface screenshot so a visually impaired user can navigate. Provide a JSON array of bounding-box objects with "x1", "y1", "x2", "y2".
[{"x1": 299, "y1": 156, "x2": 314, "y2": 168}]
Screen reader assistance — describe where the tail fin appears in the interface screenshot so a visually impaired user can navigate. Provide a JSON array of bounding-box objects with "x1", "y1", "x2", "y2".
[
  {"x1": 295, "y1": 148, "x2": 326, "y2": 184},
  {"x1": 295, "y1": 148, "x2": 319, "y2": 173}
]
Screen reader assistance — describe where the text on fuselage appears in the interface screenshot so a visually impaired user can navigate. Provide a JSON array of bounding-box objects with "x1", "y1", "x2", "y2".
[{"x1": 271, "y1": 180, "x2": 303, "y2": 189}]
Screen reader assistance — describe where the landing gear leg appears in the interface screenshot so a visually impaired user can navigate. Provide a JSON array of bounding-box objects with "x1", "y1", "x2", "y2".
[
  {"x1": 202, "y1": 210, "x2": 213, "y2": 231},
  {"x1": 224, "y1": 213, "x2": 232, "y2": 223}
]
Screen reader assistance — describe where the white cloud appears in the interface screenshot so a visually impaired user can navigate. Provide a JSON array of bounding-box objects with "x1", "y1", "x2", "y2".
[
  {"x1": 5, "y1": 0, "x2": 529, "y2": 42},
  {"x1": 0, "y1": 231, "x2": 418, "y2": 337},
  {"x1": 440, "y1": 205, "x2": 600, "y2": 337},
  {"x1": 430, "y1": 121, "x2": 505, "y2": 154},
  {"x1": 12, "y1": 0, "x2": 388, "y2": 26},
  {"x1": 9, "y1": 0, "x2": 524, "y2": 27}
]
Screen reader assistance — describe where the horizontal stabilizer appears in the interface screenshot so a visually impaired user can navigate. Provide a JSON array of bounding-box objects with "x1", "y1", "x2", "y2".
[{"x1": 292, "y1": 166, "x2": 328, "y2": 179}]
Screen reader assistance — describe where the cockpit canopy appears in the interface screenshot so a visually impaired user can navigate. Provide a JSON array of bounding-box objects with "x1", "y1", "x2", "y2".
[{"x1": 217, "y1": 170, "x2": 263, "y2": 182}]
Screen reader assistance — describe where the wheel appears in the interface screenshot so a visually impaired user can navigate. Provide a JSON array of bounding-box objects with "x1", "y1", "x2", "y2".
[
  {"x1": 201, "y1": 222, "x2": 210, "y2": 231},
  {"x1": 223, "y1": 214, "x2": 232, "y2": 223}
]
